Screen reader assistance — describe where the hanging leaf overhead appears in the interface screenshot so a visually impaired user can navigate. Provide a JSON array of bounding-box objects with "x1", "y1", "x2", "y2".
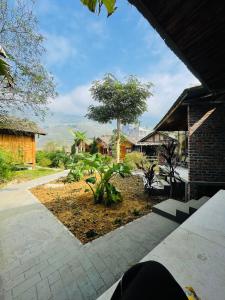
[{"x1": 80, "y1": 0, "x2": 117, "y2": 16}]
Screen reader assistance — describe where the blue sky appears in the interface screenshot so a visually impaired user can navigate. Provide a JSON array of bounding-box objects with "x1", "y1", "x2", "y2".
[{"x1": 36, "y1": 0, "x2": 199, "y2": 128}]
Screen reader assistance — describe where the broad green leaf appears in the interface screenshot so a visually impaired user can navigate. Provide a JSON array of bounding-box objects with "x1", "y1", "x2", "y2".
[
  {"x1": 102, "y1": 0, "x2": 116, "y2": 16},
  {"x1": 86, "y1": 176, "x2": 97, "y2": 184},
  {"x1": 80, "y1": 0, "x2": 116, "y2": 16}
]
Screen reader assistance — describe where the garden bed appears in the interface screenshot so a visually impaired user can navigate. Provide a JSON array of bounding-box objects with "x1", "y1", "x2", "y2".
[{"x1": 31, "y1": 175, "x2": 162, "y2": 243}]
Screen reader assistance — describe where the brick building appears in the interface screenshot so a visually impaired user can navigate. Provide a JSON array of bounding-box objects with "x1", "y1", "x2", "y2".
[
  {"x1": 154, "y1": 86, "x2": 225, "y2": 199},
  {"x1": 128, "y1": 1, "x2": 225, "y2": 199}
]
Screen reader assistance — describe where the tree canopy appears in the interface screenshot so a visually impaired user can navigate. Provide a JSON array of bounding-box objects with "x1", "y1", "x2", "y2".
[
  {"x1": 0, "y1": 0, "x2": 56, "y2": 119},
  {"x1": 87, "y1": 74, "x2": 152, "y2": 125},
  {"x1": 87, "y1": 74, "x2": 153, "y2": 162},
  {"x1": 0, "y1": 45, "x2": 13, "y2": 87}
]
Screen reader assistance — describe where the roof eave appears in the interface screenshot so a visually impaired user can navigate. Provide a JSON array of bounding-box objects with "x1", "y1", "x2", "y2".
[
  {"x1": 128, "y1": 0, "x2": 211, "y2": 91},
  {"x1": 154, "y1": 90, "x2": 189, "y2": 131}
]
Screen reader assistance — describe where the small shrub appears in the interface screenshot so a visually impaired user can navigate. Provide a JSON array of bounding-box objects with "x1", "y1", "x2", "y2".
[
  {"x1": 36, "y1": 150, "x2": 70, "y2": 168},
  {"x1": 132, "y1": 208, "x2": 141, "y2": 216},
  {"x1": 90, "y1": 137, "x2": 98, "y2": 154},
  {"x1": 124, "y1": 151, "x2": 149, "y2": 170},
  {"x1": 48, "y1": 150, "x2": 66, "y2": 168},
  {"x1": 67, "y1": 168, "x2": 83, "y2": 182},
  {"x1": 113, "y1": 218, "x2": 123, "y2": 226},
  {"x1": 0, "y1": 149, "x2": 14, "y2": 182},
  {"x1": 36, "y1": 151, "x2": 51, "y2": 167},
  {"x1": 85, "y1": 229, "x2": 98, "y2": 239}
]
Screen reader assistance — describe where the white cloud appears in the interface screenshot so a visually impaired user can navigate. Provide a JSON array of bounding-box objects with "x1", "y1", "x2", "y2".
[
  {"x1": 48, "y1": 57, "x2": 199, "y2": 125},
  {"x1": 48, "y1": 84, "x2": 92, "y2": 115},
  {"x1": 44, "y1": 33, "x2": 77, "y2": 66},
  {"x1": 89, "y1": 20, "x2": 105, "y2": 36},
  {"x1": 142, "y1": 66, "x2": 199, "y2": 121},
  {"x1": 135, "y1": 14, "x2": 200, "y2": 122}
]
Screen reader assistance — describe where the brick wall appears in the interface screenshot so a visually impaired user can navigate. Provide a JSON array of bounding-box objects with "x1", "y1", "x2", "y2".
[{"x1": 188, "y1": 103, "x2": 225, "y2": 198}]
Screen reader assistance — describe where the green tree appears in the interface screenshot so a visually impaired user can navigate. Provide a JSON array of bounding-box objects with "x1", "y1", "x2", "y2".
[
  {"x1": 80, "y1": 0, "x2": 117, "y2": 16},
  {"x1": 110, "y1": 129, "x2": 127, "y2": 159},
  {"x1": 86, "y1": 74, "x2": 153, "y2": 163},
  {"x1": 70, "y1": 130, "x2": 87, "y2": 154},
  {"x1": 0, "y1": 0, "x2": 56, "y2": 119},
  {"x1": 90, "y1": 137, "x2": 99, "y2": 154},
  {"x1": 0, "y1": 45, "x2": 13, "y2": 87}
]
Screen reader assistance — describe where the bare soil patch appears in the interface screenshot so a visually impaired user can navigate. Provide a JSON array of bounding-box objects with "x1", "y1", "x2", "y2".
[{"x1": 31, "y1": 175, "x2": 162, "y2": 243}]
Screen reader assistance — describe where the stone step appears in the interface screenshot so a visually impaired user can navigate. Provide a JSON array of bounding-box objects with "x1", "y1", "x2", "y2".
[
  {"x1": 159, "y1": 179, "x2": 170, "y2": 193},
  {"x1": 152, "y1": 199, "x2": 188, "y2": 223},
  {"x1": 159, "y1": 179, "x2": 170, "y2": 187},
  {"x1": 153, "y1": 196, "x2": 210, "y2": 224},
  {"x1": 189, "y1": 196, "x2": 210, "y2": 214}
]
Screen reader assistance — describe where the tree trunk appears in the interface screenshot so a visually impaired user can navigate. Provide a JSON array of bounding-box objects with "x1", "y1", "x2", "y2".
[{"x1": 116, "y1": 118, "x2": 121, "y2": 163}]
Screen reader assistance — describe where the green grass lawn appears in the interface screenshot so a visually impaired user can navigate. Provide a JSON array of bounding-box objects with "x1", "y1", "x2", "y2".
[
  {"x1": 0, "y1": 167, "x2": 62, "y2": 189},
  {"x1": 12, "y1": 167, "x2": 61, "y2": 181}
]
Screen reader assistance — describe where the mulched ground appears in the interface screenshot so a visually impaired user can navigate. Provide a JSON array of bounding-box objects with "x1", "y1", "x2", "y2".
[{"x1": 31, "y1": 175, "x2": 161, "y2": 243}]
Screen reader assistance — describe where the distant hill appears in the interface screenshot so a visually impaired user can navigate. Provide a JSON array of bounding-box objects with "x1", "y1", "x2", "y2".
[{"x1": 36, "y1": 113, "x2": 113, "y2": 149}]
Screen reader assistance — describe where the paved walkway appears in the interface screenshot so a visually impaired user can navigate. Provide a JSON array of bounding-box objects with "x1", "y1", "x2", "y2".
[{"x1": 0, "y1": 172, "x2": 178, "y2": 300}]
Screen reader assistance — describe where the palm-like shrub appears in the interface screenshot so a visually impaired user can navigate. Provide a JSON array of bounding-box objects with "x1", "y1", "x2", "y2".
[
  {"x1": 137, "y1": 161, "x2": 156, "y2": 194},
  {"x1": 70, "y1": 130, "x2": 87, "y2": 154},
  {"x1": 161, "y1": 140, "x2": 179, "y2": 197}
]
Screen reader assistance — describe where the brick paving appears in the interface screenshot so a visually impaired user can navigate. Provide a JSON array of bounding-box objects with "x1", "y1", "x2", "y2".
[{"x1": 0, "y1": 172, "x2": 178, "y2": 300}]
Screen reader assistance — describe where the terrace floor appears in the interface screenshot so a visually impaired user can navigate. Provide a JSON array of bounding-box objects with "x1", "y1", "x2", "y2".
[
  {"x1": 99, "y1": 190, "x2": 225, "y2": 300},
  {"x1": 0, "y1": 171, "x2": 178, "y2": 300},
  {"x1": 159, "y1": 165, "x2": 189, "y2": 183}
]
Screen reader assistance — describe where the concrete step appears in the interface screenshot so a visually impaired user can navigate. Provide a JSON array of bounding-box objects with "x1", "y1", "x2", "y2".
[
  {"x1": 189, "y1": 196, "x2": 210, "y2": 214},
  {"x1": 159, "y1": 179, "x2": 171, "y2": 194},
  {"x1": 153, "y1": 196, "x2": 210, "y2": 224},
  {"x1": 152, "y1": 199, "x2": 188, "y2": 223},
  {"x1": 159, "y1": 179, "x2": 170, "y2": 187},
  {"x1": 151, "y1": 181, "x2": 164, "y2": 189}
]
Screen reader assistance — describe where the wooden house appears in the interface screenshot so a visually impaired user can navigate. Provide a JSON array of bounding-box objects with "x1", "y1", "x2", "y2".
[
  {"x1": 0, "y1": 116, "x2": 45, "y2": 168},
  {"x1": 137, "y1": 131, "x2": 177, "y2": 164},
  {"x1": 96, "y1": 135, "x2": 136, "y2": 160},
  {"x1": 96, "y1": 135, "x2": 112, "y2": 155}
]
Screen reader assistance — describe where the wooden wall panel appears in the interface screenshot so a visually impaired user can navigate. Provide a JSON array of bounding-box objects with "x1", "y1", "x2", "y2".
[{"x1": 0, "y1": 133, "x2": 35, "y2": 166}]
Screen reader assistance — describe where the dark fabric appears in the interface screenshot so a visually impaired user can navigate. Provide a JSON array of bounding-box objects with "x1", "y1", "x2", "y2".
[{"x1": 111, "y1": 261, "x2": 188, "y2": 300}]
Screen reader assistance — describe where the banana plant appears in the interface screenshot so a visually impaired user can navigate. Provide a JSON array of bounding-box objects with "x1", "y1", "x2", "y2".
[
  {"x1": 84, "y1": 153, "x2": 131, "y2": 206},
  {"x1": 80, "y1": 0, "x2": 117, "y2": 16}
]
